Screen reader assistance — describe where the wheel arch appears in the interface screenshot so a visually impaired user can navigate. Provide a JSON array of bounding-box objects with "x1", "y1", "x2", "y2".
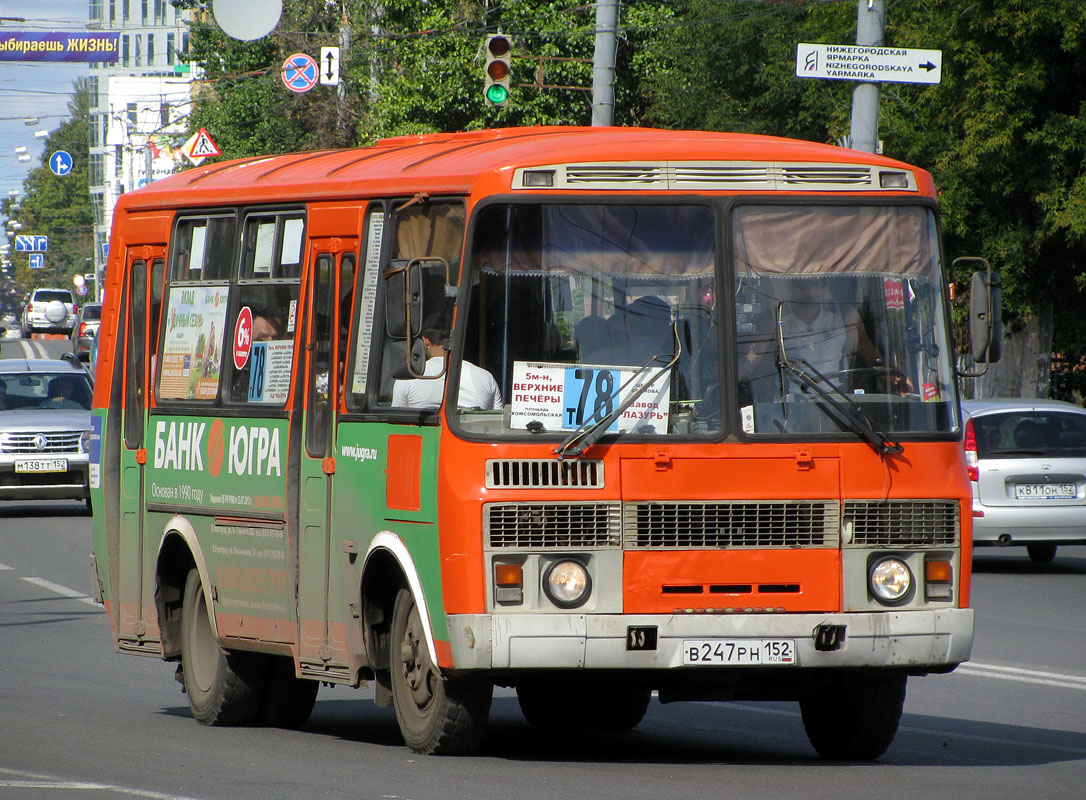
[
  {"x1": 155, "y1": 514, "x2": 216, "y2": 658},
  {"x1": 360, "y1": 531, "x2": 440, "y2": 673}
]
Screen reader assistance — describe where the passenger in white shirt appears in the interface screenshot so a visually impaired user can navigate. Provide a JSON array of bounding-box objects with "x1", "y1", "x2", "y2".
[{"x1": 392, "y1": 327, "x2": 503, "y2": 410}]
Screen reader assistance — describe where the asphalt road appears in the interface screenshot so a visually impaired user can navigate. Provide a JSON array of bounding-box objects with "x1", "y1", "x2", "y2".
[{"x1": 1, "y1": 500, "x2": 1084, "y2": 800}]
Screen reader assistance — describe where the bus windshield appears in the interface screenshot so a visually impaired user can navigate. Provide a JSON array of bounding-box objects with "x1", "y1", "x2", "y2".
[
  {"x1": 459, "y1": 201, "x2": 957, "y2": 441},
  {"x1": 462, "y1": 202, "x2": 719, "y2": 438}
]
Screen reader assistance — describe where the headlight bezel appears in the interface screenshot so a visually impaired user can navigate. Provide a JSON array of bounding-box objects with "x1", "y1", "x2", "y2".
[
  {"x1": 541, "y1": 558, "x2": 592, "y2": 609},
  {"x1": 867, "y1": 555, "x2": 915, "y2": 606}
]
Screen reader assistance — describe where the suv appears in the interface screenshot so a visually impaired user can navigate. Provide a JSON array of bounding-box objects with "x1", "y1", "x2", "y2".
[
  {"x1": 21, "y1": 288, "x2": 78, "y2": 337},
  {"x1": 70, "y1": 302, "x2": 102, "y2": 360},
  {"x1": 0, "y1": 358, "x2": 93, "y2": 508}
]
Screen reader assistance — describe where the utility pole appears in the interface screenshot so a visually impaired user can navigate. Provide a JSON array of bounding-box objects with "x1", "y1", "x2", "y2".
[
  {"x1": 591, "y1": 0, "x2": 618, "y2": 126},
  {"x1": 848, "y1": 0, "x2": 885, "y2": 153}
]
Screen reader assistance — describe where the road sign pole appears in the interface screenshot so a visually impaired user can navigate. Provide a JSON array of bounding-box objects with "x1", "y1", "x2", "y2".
[{"x1": 849, "y1": 0, "x2": 885, "y2": 154}]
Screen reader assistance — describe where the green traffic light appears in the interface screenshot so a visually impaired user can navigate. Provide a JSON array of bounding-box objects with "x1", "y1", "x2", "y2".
[{"x1": 486, "y1": 84, "x2": 509, "y2": 105}]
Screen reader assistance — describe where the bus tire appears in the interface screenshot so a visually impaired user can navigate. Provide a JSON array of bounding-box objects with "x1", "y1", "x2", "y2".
[
  {"x1": 799, "y1": 671, "x2": 906, "y2": 760},
  {"x1": 517, "y1": 683, "x2": 651, "y2": 731},
  {"x1": 389, "y1": 588, "x2": 492, "y2": 754},
  {"x1": 180, "y1": 568, "x2": 265, "y2": 726},
  {"x1": 256, "y1": 656, "x2": 318, "y2": 729},
  {"x1": 591, "y1": 686, "x2": 652, "y2": 730}
]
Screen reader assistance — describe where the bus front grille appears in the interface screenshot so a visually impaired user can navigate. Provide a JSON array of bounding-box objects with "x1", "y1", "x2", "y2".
[
  {"x1": 485, "y1": 502, "x2": 621, "y2": 549},
  {"x1": 485, "y1": 459, "x2": 604, "y2": 489},
  {"x1": 623, "y1": 501, "x2": 840, "y2": 550},
  {"x1": 843, "y1": 500, "x2": 959, "y2": 546}
]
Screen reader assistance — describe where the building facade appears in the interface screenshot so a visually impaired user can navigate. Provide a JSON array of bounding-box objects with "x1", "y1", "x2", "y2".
[{"x1": 87, "y1": 0, "x2": 195, "y2": 298}]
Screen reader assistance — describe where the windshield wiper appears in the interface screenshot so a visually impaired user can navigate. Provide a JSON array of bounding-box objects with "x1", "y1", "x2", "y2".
[
  {"x1": 556, "y1": 319, "x2": 682, "y2": 460},
  {"x1": 775, "y1": 304, "x2": 903, "y2": 456}
]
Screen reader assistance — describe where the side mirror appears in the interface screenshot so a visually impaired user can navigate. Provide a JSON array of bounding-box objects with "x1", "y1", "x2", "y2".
[
  {"x1": 384, "y1": 259, "x2": 423, "y2": 340},
  {"x1": 966, "y1": 263, "x2": 1002, "y2": 363},
  {"x1": 387, "y1": 338, "x2": 430, "y2": 380}
]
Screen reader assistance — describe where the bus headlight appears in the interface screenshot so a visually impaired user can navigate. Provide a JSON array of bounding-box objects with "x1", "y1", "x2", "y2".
[
  {"x1": 868, "y1": 557, "x2": 913, "y2": 605},
  {"x1": 542, "y1": 559, "x2": 591, "y2": 609}
]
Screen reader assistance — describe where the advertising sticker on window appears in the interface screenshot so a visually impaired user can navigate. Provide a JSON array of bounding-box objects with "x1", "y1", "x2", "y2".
[{"x1": 159, "y1": 285, "x2": 230, "y2": 400}]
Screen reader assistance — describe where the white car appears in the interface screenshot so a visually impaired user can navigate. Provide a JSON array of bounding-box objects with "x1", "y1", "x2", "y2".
[
  {"x1": 21, "y1": 288, "x2": 78, "y2": 337},
  {"x1": 963, "y1": 398, "x2": 1086, "y2": 562}
]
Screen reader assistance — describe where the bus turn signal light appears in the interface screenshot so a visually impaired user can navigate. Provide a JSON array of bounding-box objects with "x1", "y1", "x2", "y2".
[{"x1": 925, "y1": 559, "x2": 953, "y2": 601}]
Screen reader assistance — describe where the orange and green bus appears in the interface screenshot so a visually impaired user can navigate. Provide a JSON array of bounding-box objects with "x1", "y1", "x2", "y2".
[{"x1": 89, "y1": 126, "x2": 1000, "y2": 758}]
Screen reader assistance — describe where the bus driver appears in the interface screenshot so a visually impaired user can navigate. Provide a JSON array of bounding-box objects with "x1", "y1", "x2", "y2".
[{"x1": 392, "y1": 326, "x2": 502, "y2": 410}]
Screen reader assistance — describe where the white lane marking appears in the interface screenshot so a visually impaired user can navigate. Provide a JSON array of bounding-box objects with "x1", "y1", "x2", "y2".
[
  {"x1": 0, "y1": 768, "x2": 207, "y2": 799},
  {"x1": 20, "y1": 576, "x2": 100, "y2": 607},
  {"x1": 957, "y1": 661, "x2": 1086, "y2": 691},
  {"x1": 0, "y1": 563, "x2": 13, "y2": 570}
]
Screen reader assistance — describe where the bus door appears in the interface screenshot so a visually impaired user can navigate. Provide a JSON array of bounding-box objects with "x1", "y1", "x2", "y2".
[
  {"x1": 117, "y1": 246, "x2": 165, "y2": 652},
  {"x1": 296, "y1": 241, "x2": 356, "y2": 679}
]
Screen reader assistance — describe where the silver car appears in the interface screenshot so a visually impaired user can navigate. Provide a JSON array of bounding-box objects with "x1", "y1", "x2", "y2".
[
  {"x1": 0, "y1": 359, "x2": 93, "y2": 508},
  {"x1": 963, "y1": 398, "x2": 1086, "y2": 562}
]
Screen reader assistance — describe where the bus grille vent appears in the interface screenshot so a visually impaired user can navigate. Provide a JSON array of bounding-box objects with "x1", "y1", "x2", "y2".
[
  {"x1": 486, "y1": 459, "x2": 604, "y2": 489},
  {"x1": 514, "y1": 162, "x2": 912, "y2": 192},
  {"x1": 563, "y1": 165, "x2": 667, "y2": 187},
  {"x1": 486, "y1": 502, "x2": 622, "y2": 549},
  {"x1": 623, "y1": 501, "x2": 840, "y2": 550},
  {"x1": 843, "y1": 500, "x2": 959, "y2": 546}
]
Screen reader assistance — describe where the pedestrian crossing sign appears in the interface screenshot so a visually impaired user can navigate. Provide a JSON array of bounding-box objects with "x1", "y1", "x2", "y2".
[{"x1": 181, "y1": 128, "x2": 222, "y2": 165}]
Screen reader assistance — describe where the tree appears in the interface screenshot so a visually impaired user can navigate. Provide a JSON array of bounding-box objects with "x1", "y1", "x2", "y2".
[{"x1": 640, "y1": 1, "x2": 1086, "y2": 390}]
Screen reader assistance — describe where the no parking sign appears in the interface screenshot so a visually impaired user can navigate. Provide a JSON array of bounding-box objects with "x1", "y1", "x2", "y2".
[{"x1": 282, "y1": 53, "x2": 319, "y2": 93}]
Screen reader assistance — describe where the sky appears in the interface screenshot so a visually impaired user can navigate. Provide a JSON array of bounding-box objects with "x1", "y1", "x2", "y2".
[{"x1": 0, "y1": 0, "x2": 90, "y2": 203}]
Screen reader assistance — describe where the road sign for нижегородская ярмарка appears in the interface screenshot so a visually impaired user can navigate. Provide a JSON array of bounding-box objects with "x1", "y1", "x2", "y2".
[{"x1": 796, "y1": 43, "x2": 942, "y2": 85}]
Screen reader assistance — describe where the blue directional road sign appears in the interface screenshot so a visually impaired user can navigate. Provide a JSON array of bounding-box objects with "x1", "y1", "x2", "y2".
[
  {"x1": 49, "y1": 150, "x2": 74, "y2": 176},
  {"x1": 29, "y1": 253, "x2": 45, "y2": 269},
  {"x1": 14, "y1": 235, "x2": 49, "y2": 252}
]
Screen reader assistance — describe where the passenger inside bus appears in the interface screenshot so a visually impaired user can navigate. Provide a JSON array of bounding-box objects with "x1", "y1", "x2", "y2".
[
  {"x1": 252, "y1": 306, "x2": 285, "y2": 341},
  {"x1": 392, "y1": 326, "x2": 502, "y2": 410}
]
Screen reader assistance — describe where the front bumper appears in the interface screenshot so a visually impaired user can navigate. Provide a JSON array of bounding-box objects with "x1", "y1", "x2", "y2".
[
  {"x1": 0, "y1": 459, "x2": 89, "y2": 501},
  {"x1": 447, "y1": 608, "x2": 973, "y2": 672}
]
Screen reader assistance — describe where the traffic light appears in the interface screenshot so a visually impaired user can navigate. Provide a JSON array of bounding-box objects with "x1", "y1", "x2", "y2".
[{"x1": 484, "y1": 33, "x2": 512, "y2": 106}]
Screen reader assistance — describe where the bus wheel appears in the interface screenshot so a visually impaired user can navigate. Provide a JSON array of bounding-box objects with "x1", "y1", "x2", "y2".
[
  {"x1": 256, "y1": 656, "x2": 318, "y2": 729},
  {"x1": 517, "y1": 683, "x2": 651, "y2": 731},
  {"x1": 180, "y1": 568, "x2": 265, "y2": 726},
  {"x1": 799, "y1": 671, "x2": 906, "y2": 760},
  {"x1": 591, "y1": 686, "x2": 652, "y2": 730},
  {"x1": 389, "y1": 588, "x2": 492, "y2": 754}
]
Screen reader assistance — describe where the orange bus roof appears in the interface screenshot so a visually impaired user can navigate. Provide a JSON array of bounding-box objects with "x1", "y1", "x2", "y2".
[{"x1": 119, "y1": 126, "x2": 931, "y2": 211}]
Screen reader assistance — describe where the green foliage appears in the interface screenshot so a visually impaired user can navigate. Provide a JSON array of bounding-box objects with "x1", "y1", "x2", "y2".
[{"x1": 2, "y1": 77, "x2": 95, "y2": 296}]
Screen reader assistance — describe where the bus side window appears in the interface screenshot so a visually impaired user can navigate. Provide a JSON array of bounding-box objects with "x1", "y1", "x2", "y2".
[
  {"x1": 306, "y1": 254, "x2": 334, "y2": 456},
  {"x1": 338, "y1": 253, "x2": 356, "y2": 402},
  {"x1": 375, "y1": 201, "x2": 464, "y2": 408},
  {"x1": 123, "y1": 261, "x2": 146, "y2": 449},
  {"x1": 149, "y1": 259, "x2": 165, "y2": 403},
  {"x1": 226, "y1": 283, "x2": 300, "y2": 405}
]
